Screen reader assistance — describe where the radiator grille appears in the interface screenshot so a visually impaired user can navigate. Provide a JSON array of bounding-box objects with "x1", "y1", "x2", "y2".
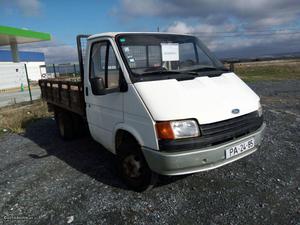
[
  {"x1": 159, "y1": 111, "x2": 263, "y2": 151},
  {"x1": 200, "y1": 111, "x2": 263, "y2": 138}
]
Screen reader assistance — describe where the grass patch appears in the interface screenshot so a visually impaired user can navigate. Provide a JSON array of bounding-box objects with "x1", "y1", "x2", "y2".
[
  {"x1": 234, "y1": 60, "x2": 300, "y2": 82},
  {"x1": 0, "y1": 100, "x2": 52, "y2": 134}
]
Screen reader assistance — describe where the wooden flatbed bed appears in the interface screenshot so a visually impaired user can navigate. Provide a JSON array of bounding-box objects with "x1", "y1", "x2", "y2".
[{"x1": 39, "y1": 78, "x2": 85, "y2": 116}]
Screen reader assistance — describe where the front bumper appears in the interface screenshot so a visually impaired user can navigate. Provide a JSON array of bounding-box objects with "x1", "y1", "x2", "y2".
[{"x1": 142, "y1": 123, "x2": 266, "y2": 176}]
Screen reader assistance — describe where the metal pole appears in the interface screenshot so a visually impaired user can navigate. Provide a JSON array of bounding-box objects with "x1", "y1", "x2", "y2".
[
  {"x1": 53, "y1": 64, "x2": 57, "y2": 78},
  {"x1": 73, "y1": 64, "x2": 77, "y2": 76},
  {"x1": 10, "y1": 42, "x2": 20, "y2": 62},
  {"x1": 77, "y1": 35, "x2": 90, "y2": 82},
  {"x1": 24, "y1": 64, "x2": 33, "y2": 104},
  {"x1": 230, "y1": 63, "x2": 235, "y2": 72}
]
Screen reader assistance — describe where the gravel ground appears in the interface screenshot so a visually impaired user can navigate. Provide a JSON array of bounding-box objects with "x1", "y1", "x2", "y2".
[{"x1": 0, "y1": 80, "x2": 299, "y2": 225}]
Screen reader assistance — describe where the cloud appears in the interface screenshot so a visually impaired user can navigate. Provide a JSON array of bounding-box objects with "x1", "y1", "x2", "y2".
[
  {"x1": 114, "y1": 0, "x2": 300, "y2": 58},
  {"x1": 16, "y1": 0, "x2": 41, "y2": 16},
  {"x1": 1, "y1": 0, "x2": 41, "y2": 16},
  {"x1": 165, "y1": 21, "x2": 300, "y2": 58},
  {"x1": 165, "y1": 21, "x2": 237, "y2": 35},
  {"x1": 112, "y1": 0, "x2": 300, "y2": 58},
  {"x1": 16, "y1": 40, "x2": 78, "y2": 64},
  {"x1": 118, "y1": 0, "x2": 300, "y2": 27},
  {"x1": 216, "y1": 35, "x2": 300, "y2": 58},
  {"x1": 36, "y1": 45, "x2": 78, "y2": 64}
]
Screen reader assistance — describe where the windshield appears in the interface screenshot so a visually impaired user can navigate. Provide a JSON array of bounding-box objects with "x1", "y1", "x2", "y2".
[{"x1": 116, "y1": 34, "x2": 225, "y2": 79}]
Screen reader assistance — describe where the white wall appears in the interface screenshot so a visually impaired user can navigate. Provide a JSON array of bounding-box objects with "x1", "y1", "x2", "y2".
[
  {"x1": 0, "y1": 61, "x2": 45, "y2": 90},
  {"x1": 0, "y1": 62, "x2": 27, "y2": 90},
  {"x1": 24, "y1": 61, "x2": 46, "y2": 81}
]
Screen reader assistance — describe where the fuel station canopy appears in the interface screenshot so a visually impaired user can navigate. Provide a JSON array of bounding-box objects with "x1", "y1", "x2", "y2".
[{"x1": 0, "y1": 25, "x2": 51, "y2": 62}]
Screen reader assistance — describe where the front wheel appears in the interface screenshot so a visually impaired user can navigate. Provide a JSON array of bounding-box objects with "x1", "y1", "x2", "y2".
[{"x1": 117, "y1": 142, "x2": 158, "y2": 192}]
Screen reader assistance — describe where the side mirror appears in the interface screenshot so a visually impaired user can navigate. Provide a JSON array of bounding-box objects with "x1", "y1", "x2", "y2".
[{"x1": 90, "y1": 77, "x2": 106, "y2": 95}]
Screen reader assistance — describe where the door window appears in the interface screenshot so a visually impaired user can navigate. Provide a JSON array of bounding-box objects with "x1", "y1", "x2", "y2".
[
  {"x1": 90, "y1": 41, "x2": 120, "y2": 90},
  {"x1": 107, "y1": 45, "x2": 120, "y2": 88},
  {"x1": 90, "y1": 42, "x2": 106, "y2": 80}
]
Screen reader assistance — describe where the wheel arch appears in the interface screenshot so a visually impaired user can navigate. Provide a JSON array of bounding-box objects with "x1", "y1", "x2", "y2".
[{"x1": 113, "y1": 125, "x2": 144, "y2": 154}]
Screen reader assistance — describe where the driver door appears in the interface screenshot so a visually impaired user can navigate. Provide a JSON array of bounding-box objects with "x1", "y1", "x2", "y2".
[{"x1": 85, "y1": 39, "x2": 123, "y2": 151}]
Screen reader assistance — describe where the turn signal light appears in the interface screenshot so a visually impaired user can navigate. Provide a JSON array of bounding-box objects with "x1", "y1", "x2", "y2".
[{"x1": 155, "y1": 122, "x2": 175, "y2": 140}]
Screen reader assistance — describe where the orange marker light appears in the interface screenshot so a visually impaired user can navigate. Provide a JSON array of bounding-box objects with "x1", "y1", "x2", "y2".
[{"x1": 155, "y1": 122, "x2": 175, "y2": 140}]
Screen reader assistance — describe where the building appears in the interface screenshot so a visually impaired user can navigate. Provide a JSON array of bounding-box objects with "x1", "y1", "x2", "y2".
[
  {"x1": 0, "y1": 25, "x2": 51, "y2": 90},
  {"x1": 0, "y1": 50, "x2": 46, "y2": 89}
]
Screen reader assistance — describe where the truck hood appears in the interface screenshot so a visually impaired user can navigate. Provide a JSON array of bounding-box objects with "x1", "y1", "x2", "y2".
[{"x1": 134, "y1": 73, "x2": 260, "y2": 124}]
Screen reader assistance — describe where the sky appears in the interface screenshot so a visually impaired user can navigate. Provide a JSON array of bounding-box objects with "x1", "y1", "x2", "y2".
[{"x1": 0, "y1": 0, "x2": 300, "y2": 63}]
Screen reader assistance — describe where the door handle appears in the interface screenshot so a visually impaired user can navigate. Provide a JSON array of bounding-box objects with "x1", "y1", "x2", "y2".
[{"x1": 85, "y1": 87, "x2": 89, "y2": 96}]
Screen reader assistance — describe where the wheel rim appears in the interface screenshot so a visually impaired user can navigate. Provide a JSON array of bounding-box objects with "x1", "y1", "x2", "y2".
[{"x1": 123, "y1": 154, "x2": 142, "y2": 178}]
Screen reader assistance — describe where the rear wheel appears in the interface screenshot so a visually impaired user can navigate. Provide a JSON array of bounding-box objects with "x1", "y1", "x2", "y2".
[
  {"x1": 117, "y1": 142, "x2": 158, "y2": 192},
  {"x1": 71, "y1": 113, "x2": 86, "y2": 137},
  {"x1": 56, "y1": 110, "x2": 75, "y2": 140}
]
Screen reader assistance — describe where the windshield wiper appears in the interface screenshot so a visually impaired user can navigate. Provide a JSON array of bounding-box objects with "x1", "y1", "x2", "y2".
[
  {"x1": 191, "y1": 66, "x2": 229, "y2": 72},
  {"x1": 141, "y1": 70, "x2": 182, "y2": 76},
  {"x1": 138, "y1": 70, "x2": 197, "y2": 81},
  {"x1": 182, "y1": 66, "x2": 229, "y2": 78},
  {"x1": 189, "y1": 66, "x2": 216, "y2": 72}
]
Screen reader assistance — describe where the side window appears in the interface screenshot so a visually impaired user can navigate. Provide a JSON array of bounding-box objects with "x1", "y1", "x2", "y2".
[
  {"x1": 90, "y1": 42, "x2": 106, "y2": 80},
  {"x1": 90, "y1": 41, "x2": 120, "y2": 90},
  {"x1": 107, "y1": 45, "x2": 120, "y2": 89}
]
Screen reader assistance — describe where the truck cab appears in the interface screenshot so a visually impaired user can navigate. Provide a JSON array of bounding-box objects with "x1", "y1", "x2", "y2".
[{"x1": 41, "y1": 32, "x2": 266, "y2": 191}]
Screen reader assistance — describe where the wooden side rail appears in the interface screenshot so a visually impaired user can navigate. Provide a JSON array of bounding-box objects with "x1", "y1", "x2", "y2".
[{"x1": 39, "y1": 79, "x2": 85, "y2": 116}]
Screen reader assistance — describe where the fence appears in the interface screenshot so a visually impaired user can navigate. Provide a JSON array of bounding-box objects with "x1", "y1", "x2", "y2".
[
  {"x1": 0, "y1": 63, "x2": 81, "y2": 108},
  {"x1": 40, "y1": 63, "x2": 81, "y2": 79},
  {"x1": 222, "y1": 56, "x2": 300, "y2": 72}
]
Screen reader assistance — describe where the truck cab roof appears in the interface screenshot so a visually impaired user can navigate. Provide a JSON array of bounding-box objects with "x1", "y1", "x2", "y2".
[{"x1": 88, "y1": 32, "x2": 192, "y2": 40}]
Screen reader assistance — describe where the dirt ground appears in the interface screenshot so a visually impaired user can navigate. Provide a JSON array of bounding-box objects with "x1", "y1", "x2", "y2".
[
  {"x1": 0, "y1": 80, "x2": 299, "y2": 225},
  {"x1": 0, "y1": 100, "x2": 51, "y2": 133}
]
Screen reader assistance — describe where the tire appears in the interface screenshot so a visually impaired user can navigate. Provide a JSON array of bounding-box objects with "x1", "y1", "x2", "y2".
[
  {"x1": 117, "y1": 142, "x2": 158, "y2": 192},
  {"x1": 71, "y1": 113, "x2": 86, "y2": 137},
  {"x1": 56, "y1": 111, "x2": 75, "y2": 140}
]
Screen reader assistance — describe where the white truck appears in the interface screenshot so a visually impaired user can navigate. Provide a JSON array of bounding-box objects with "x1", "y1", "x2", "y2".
[{"x1": 39, "y1": 32, "x2": 266, "y2": 191}]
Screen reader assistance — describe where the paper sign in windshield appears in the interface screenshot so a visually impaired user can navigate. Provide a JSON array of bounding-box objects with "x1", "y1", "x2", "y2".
[{"x1": 161, "y1": 43, "x2": 179, "y2": 61}]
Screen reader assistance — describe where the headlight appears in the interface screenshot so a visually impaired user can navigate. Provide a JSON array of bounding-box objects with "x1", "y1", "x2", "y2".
[
  {"x1": 155, "y1": 120, "x2": 200, "y2": 140},
  {"x1": 258, "y1": 102, "x2": 263, "y2": 117}
]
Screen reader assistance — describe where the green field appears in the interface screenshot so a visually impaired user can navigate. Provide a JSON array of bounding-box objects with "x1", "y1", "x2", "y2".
[{"x1": 233, "y1": 59, "x2": 300, "y2": 82}]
